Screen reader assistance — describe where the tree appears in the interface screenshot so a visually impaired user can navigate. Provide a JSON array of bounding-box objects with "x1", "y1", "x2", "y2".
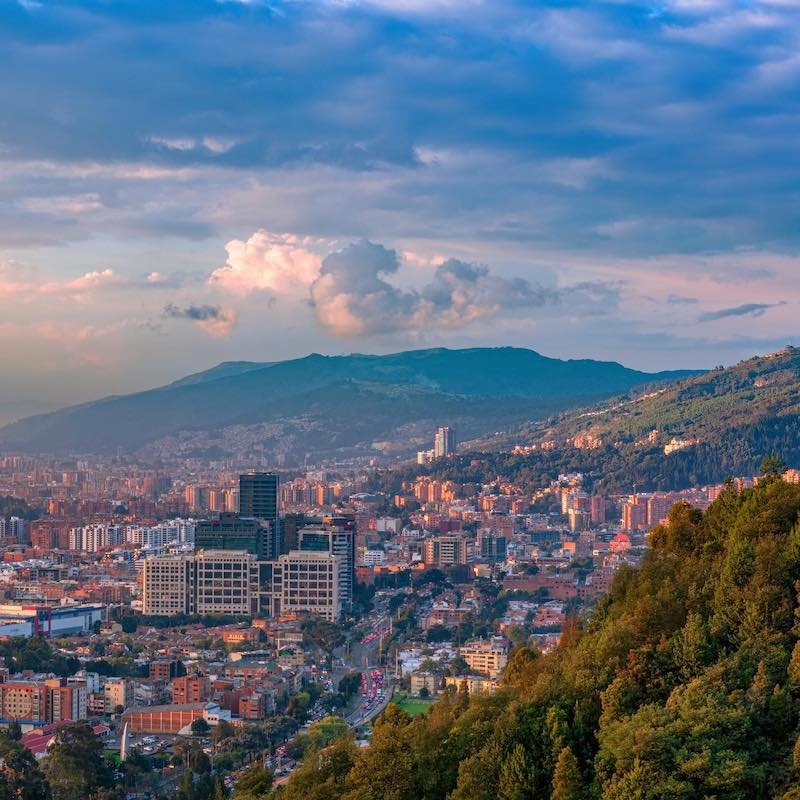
[
  {"x1": 0, "y1": 736, "x2": 51, "y2": 800},
  {"x1": 188, "y1": 748, "x2": 211, "y2": 774},
  {"x1": 551, "y1": 746, "x2": 583, "y2": 800},
  {"x1": 760, "y1": 451, "x2": 787, "y2": 479},
  {"x1": 212, "y1": 776, "x2": 227, "y2": 800},
  {"x1": 307, "y1": 716, "x2": 348, "y2": 750},
  {"x1": 41, "y1": 721, "x2": 114, "y2": 800},
  {"x1": 212, "y1": 720, "x2": 235, "y2": 745},
  {"x1": 338, "y1": 671, "x2": 362, "y2": 699},
  {"x1": 5, "y1": 722, "x2": 22, "y2": 742},
  {"x1": 231, "y1": 763, "x2": 271, "y2": 800},
  {"x1": 302, "y1": 617, "x2": 344, "y2": 667},
  {"x1": 448, "y1": 656, "x2": 469, "y2": 676},
  {"x1": 191, "y1": 718, "x2": 211, "y2": 737},
  {"x1": 497, "y1": 744, "x2": 536, "y2": 800}
]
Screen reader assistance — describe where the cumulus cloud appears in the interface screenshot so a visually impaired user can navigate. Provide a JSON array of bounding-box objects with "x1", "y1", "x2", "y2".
[
  {"x1": 209, "y1": 230, "x2": 322, "y2": 296},
  {"x1": 307, "y1": 239, "x2": 610, "y2": 336},
  {"x1": 164, "y1": 303, "x2": 238, "y2": 337},
  {"x1": 698, "y1": 301, "x2": 786, "y2": 321}
]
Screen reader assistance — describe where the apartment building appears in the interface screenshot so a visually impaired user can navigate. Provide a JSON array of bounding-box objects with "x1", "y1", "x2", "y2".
[{"x1": 459, "y1": 638, "x2": 509, "y2": 679}]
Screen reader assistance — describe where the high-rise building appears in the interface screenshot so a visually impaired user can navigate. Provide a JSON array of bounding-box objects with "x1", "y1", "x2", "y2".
[
  {"x1": 622, "y1": 495, "x2": 649, "y2": 531},
  {"x1": 195, "y1": 513, "x2": 275, "y2": 560},
  {"x1": 239, "y1": 472, "x2": 279, "y2": 522},
  {"x1": 647, "y1": 495, "x2": 674, "y2": 526},
  {"x1": 423, "y1": 534, "x2": 469, "y2": 566},
  {"x1": 433, "y1": 426, "x2": 457, "y2": 459},
  {"x1": 590, "y1": 495, "x2": 606, "y2": 526},
  {"x1": 298, "y1": 523, "x2": 355, "y2": 609},
  {"x1": 240, "y1": 472, "x2": 280, "y2": 553}
]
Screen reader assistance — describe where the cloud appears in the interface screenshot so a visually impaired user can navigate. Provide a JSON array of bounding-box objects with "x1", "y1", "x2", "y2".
[
  {"x1": 164, "y1": 303, "x2": 238, "y2": 337},
  {"x1": 209, "y1": 230, "x2": 322, "y2": 295},
  {"x1": 698, "y1": 301, "x2": 786, "y2": 321},
  {"x1": 667, "y1": 293, "x2": 699, "y2": 304},
  {"x1": 308, "y1": 239, "x2": 612, "y2": 336}
]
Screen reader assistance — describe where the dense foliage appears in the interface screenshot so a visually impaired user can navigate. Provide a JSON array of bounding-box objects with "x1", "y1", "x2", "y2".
[{"x1": 269, "y1": 476, "x2": 800, "y2": 799}]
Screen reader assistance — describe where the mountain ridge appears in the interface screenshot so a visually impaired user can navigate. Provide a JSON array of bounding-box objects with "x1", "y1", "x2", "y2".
[{"x1": 0, "y1": 347, "x2": 700, "y2": 459}]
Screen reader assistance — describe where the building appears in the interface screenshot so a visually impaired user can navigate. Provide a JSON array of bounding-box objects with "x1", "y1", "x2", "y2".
[
  {"x1": 647, "y1": 495, "x2": 674, "y2": 526},
  {"x1": 239, "y1": 472, "x2": 280, "y2": 553},
  {"x1": 621, "y1": 495, "x2": 649, "y2": 531},
  {"x1": 443, "y1": 675, "x2": 498, "y2": 695},
  {"x1": 459, "y1": 638, "x2": 509, "y2": 678},
  {"x1": 171, "y1": 676, "x2": 210, "y2": 705},
  {"x1": 195, "y1": 513, "x2": 274, "y2": 560},
  {"x1": 0, "y1": 679, "x2": 88, "y2": 726},
  {"x1": 193, "y1": 550, "x2": 262, "y2": 616},
  {"x1": 590, "y1": 495, "x2": 606, "y2": 526},
  {"x1": 423, "y1": 535, "x2": 469, "y2": 566},
  {"x1": 298, "y1": 523, "x2": 355, "y2": 609},
  {"x1": 142, "y1": 555, "x2": 193, "y2": 616},
  {"x1": 281, "y1": 512, "x2": 306, "y2": 553},
  {"x1": 0, "y1": 682, "x2": 49, "y2": 725},
  {"x1": 477, "y1": 532, "x2": 507, "y2": 562},
  {"x1": 410, "y1": 672, "x2": 440, "y2": 696},
  {"x1": 150, "y1": 661, "x2": 186, "y2": 681},
  {"x1": 433, "y1": 426, "x2": 456, "y2": 459},
  {"x1": 272, "y1": 550, "x2": 341, "y2": 621},
  {"x1": 104, "y1": 678, "x2": 133, "y2": 712},
  {"x1": 142, "y1": 551, "x2": 262, "y2": 617},
  {"x1": 122, "y1": 702, "x2": 229, "y2": 735},
  {"x1": 0, "y1": 604, "x2": 104, "y2": 639}
]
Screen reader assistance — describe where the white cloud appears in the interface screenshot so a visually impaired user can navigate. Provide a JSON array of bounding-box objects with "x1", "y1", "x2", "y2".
[{"x1": 209, "y1": 230, "x2": 323, "y2": 295}]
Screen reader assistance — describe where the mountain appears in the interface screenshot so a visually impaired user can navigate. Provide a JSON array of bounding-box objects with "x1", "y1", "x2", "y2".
[
  {"x1": 416, "y1": 345, "x2": 800, "y2": 492},
  {"x1": 0, "y1": 348, "x2": 696, "y2": 461}
]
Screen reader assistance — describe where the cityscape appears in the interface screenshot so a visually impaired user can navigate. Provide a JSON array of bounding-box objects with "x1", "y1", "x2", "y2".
[{"x1": 3, "y1": 1, "x2": 800, "y2": 799}]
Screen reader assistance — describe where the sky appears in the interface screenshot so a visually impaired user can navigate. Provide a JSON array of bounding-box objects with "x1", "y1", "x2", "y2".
[{"x1": 1, "y1": 0, "x2": 800, "y2": 423}]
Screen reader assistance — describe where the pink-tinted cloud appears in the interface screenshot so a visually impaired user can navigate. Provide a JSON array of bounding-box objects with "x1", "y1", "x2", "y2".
[{"x1": 209, "y1": 230, "x2": 322, "y2": 296}]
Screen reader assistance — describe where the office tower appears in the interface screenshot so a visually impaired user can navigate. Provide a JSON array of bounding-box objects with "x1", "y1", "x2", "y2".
[
  {"x1": 239, "y1": 472, "x2": 279, "y2": 522},
  {"x1": 195, "y1": 512, "x2": 276, "y2": 559},
  {"x1": 240, "y1": 472, "x2": 280, "y2": 553},
  {"x1": 273, "y1": 550, "x2": 341, "y2": 621},
  {"x1": 142, "y1": 550, "x2": 262, "y2": 617},
  {"x1": 433, "y1": 426, "x2": 456, "y2": 459},
  {"x1": 298, "y1": 522, "x2": 355, "y2": 609}
]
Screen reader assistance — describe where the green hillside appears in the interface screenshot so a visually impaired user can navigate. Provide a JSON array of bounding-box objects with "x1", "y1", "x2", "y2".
[
  {"x1": 415, "y1": 346, "x2": 800, "y2": 492},
  {"x1": 271, "y1": 472, "x2": 800, "y2": 800}
]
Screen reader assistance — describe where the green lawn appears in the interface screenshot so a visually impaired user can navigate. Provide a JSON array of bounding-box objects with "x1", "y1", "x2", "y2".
[{"x1": 391, "y1": 694, "x2": 435, "y2": 716}]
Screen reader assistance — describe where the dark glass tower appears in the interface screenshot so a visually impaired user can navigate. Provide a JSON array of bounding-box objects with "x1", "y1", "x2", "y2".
[{"x1": 239, "y1": 472, "x2": 280, "y2": 555}]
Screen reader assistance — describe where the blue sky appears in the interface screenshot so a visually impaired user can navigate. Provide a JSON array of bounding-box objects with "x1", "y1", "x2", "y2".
[{"x1": 1, "y1": 0, "x2": 799, "y2": 421}]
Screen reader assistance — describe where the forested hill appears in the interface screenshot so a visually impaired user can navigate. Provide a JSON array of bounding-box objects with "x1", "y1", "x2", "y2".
[
  {"x1": 270, "y1": 472, "x2": 800, "y2": 800},
  {"x1": 397, "y1": 346, "x2": 800, "y2": 492}
]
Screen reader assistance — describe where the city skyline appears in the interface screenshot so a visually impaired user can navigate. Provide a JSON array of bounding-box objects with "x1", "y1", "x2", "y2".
[{"x1": 2, "y1": 0, "x2": 800, "y2": 421}]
